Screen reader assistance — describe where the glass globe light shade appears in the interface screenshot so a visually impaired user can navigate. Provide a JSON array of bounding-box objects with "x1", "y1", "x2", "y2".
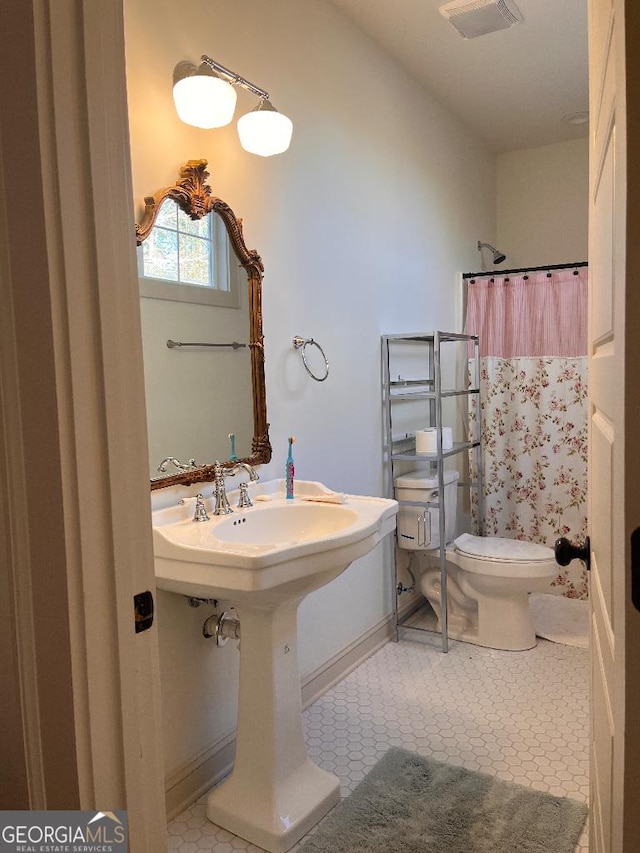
[
  {"x1": 237, "y1": 100, "x2": 293, "y2": 157},
  {"x1": 173, "y1": 69, "x2": 237, "y2": 129}
]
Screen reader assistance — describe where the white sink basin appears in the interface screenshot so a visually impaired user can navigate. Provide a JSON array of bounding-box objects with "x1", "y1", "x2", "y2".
[
  {"x1": 151, "y1": 479, "x2": 397, "y2": 853},
  {"x1": 160, "y1": 500, "x2": 358, "y2": 548},
  {"x1": 211, "y1": 501, "x2": 359, "y2": 544},
  {"x1": 153, "y1": 479, "x2": 397, "y2": 604}
]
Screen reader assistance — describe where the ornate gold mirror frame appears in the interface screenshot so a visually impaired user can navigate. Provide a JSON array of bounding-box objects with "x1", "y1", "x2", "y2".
[{"x1": 136, "y1": 159, "x2": 271, "y2": 490}]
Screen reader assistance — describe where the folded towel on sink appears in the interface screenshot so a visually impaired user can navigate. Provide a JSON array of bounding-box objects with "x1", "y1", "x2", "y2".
[{"x1": 300, "y1": 492, "x2": 347, "y2": 504}]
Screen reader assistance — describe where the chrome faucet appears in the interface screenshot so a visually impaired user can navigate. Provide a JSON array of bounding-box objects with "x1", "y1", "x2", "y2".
[
  {"x1": 158, "y1": 456, "x2": 204, "y2": 473},
  {"x1": 232, "y1": 462, "x2": 260, "y2": 483},
  {"x1": 212, "y1": 462, "x2": 234, "y2": 515},
  {"x1": 212, "y1": 461, "x2": 260, "y2": 515}
]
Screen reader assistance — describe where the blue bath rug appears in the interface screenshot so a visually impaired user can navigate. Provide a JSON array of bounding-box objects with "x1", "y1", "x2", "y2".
[{"x1": 298, "y1": 747, "x2": 587, "y2": 852}]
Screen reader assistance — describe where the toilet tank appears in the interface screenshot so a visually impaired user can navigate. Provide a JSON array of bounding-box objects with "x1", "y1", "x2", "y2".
[{"x1": 394, "y1": 470, "x2": 459, "y2": 551}]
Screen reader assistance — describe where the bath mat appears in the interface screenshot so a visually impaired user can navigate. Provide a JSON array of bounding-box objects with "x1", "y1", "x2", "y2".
[
  {"x1": 530, "y1": 592, "x2": 589, "y2": 649},
  {"x1": 298, "y1": 747, "x2": 587, "y2": 853}
]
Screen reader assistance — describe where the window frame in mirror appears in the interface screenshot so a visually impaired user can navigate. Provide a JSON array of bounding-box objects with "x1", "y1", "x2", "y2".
[
  {"x1": 136, "y1": 159, "x2": 271, "y2": 490},
  {"x1": 138, "y1": 198, "x2": 239, "y2": 307}
]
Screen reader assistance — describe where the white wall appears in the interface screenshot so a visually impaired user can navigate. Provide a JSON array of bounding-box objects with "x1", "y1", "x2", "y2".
[
  {"x1": 496, "y1": 137, "x2": 589, "y2": 269},
  {"x1": 125, "y1": 0, "x2": 495, "y2": 797}
]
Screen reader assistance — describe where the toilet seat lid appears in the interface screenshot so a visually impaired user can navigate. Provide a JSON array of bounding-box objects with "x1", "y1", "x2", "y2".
[{"x1": 454, "y1": 533, "x2": 554, "y2": 563}]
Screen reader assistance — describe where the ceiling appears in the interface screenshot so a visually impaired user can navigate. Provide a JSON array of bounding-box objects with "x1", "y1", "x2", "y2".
[{"x1": 327, "y1": 0, "x2": 589, "y2": 153}]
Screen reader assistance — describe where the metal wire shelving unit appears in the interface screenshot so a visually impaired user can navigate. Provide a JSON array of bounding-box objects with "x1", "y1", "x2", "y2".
[{"x1": 382, "y1": 331, "x2": 484, "y2": 652}]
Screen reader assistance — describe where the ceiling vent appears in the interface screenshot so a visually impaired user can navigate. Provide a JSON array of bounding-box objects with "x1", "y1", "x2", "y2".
[{"x1": 439, "y1": 0, "x2": 522, "y2": 39}]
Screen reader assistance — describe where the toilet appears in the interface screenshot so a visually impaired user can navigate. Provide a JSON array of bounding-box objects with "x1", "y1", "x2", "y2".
[{"x1": 394, "y1": 471, "x2": 558, "y2": 651}]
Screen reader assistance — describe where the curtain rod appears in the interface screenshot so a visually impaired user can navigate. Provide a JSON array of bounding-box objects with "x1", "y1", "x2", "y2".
[{"x1": 462, "y1": 260, "x2": 588, "y2": 280}]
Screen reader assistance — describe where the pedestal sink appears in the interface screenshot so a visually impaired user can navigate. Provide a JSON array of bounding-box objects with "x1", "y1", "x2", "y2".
[{"x1": 152, "y1": 480, "x2": 397, "y2": 853}]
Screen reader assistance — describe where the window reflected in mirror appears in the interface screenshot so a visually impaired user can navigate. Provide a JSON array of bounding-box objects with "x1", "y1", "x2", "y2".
[{"x1": 139, "y1": 199, "x2": 237, "y2": 308}]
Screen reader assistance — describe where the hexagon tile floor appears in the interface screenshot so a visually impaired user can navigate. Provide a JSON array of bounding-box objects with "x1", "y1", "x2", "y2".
[{"x1": 168, "y1": 633, "x2": 589, "y2": 853}]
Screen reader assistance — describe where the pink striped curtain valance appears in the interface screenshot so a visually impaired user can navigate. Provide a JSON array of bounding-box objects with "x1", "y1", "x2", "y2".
[{"x1": 464, "y1": 268, "x2": 588, "y2": 358}]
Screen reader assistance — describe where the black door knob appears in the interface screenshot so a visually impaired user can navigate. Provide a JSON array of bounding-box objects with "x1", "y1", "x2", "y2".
[{"x1": 554, "y1": 536, "x2": 591, "y2": 571}]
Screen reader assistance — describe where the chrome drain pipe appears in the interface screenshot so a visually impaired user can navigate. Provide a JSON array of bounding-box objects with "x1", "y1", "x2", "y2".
[{"x1": 203, "y1": 609, "x2": 241, "y2": 646}]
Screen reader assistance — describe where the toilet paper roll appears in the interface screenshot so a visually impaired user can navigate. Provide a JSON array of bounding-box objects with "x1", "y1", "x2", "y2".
[
  {"x1": 415, "y1": 428, "x2": 437, "y2": 454},
  {"x1": 415, "y1": 427, "x2": 454, "y2": 454}
]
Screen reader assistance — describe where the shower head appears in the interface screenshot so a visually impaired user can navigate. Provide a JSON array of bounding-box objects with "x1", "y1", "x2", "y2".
[{"x1": 477, "y1": 240, "x2": 506, "y2": 265}]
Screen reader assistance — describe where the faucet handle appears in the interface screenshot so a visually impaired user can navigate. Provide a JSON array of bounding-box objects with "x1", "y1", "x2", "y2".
[
  {"x1": 193, "y1": 494, "x2": 210, "y2": 522},
  {"x1": 179, "y1": 493, "x2": 210, "y2": 522},
  {"x1": 237, "y1": 482, "x2": 253, "y2": 509}
]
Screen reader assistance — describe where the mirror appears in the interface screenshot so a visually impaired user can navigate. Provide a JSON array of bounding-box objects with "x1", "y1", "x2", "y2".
[{"x1": 136, "y1": 160, "x2": 271, "y2": 490}]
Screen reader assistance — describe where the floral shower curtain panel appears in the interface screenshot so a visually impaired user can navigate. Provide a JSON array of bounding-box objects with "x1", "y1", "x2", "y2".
[{"x1": 465, "y1": 267, "x2": 588, "y2": 599}]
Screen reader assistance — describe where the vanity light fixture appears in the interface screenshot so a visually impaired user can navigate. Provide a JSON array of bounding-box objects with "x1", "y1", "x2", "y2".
[
  {"x1": 173, "y1": 55, "x2": 293, "y2": 157},
  {"x1": 173, "y1": 61, "x2": 237, "y2": 128}
]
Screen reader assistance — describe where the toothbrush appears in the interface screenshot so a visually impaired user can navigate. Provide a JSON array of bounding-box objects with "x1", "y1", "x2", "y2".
[
  {"x1": 228, "y1": 432, "x2": 237, "y2": 462},
  {"x1": 286, "y1": 436, "x2": 295, "y2": 499}
]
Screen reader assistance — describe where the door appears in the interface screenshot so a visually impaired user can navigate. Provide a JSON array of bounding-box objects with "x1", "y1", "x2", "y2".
[
  {"x1": 0, "y1": 1, "x2": 167, "y2": 848},
  {"x1": 588, "y1": 1, "x2": 640, "y2": 850}
]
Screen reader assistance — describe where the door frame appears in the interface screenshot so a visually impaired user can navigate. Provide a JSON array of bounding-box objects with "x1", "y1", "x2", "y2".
[{"x1": 0, "y1": 1, "x2": 166, "y2": 848}]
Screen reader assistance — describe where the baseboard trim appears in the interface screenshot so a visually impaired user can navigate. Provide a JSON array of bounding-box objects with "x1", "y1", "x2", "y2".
[
  {"x1": 397, "y1": 593, "x2": 424, "y2": 623},
  {"x1": 300, "y1": 615, "x2": 395, "y2": 709},
  {"x1": 164, "y1": 730, "x2": 236, "y2": 821},
  {"x1": 164, "y1": 614, "x2": 394, "y2": 820}
]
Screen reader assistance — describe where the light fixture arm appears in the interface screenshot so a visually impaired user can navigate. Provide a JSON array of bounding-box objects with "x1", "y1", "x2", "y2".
[{"x1": 201, "y1": 55, "x2": 269, "y2": 100}]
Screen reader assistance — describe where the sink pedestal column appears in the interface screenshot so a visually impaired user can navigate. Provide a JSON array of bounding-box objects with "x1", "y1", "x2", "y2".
[{"x1": 206, "y1": 597, "x2": 341, "y2": 853}]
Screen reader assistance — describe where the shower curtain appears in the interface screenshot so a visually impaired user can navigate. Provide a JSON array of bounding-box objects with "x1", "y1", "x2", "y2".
[{"x1": 465, "y1": 267, "x2": 588, "y2": 599}]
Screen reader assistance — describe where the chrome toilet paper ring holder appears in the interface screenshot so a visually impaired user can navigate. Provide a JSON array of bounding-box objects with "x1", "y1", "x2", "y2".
[{"x1": 292, "y1": 335, "x2": 329, "y2": 382}]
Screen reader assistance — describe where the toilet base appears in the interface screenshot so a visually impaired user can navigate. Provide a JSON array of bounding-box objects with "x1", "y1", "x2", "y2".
[
  {"x1": 408, "y1": 603, "x2": 537, "y2": 651},
  {"x1": 474, "y1": 592, "x2": 537, "y2": 650},
  {"x1": 429, "y1": 596, "x2": 538, "y2": 650},
  {"x1": 418, "y1": 560, "x2": 543, "y2": 651}
]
